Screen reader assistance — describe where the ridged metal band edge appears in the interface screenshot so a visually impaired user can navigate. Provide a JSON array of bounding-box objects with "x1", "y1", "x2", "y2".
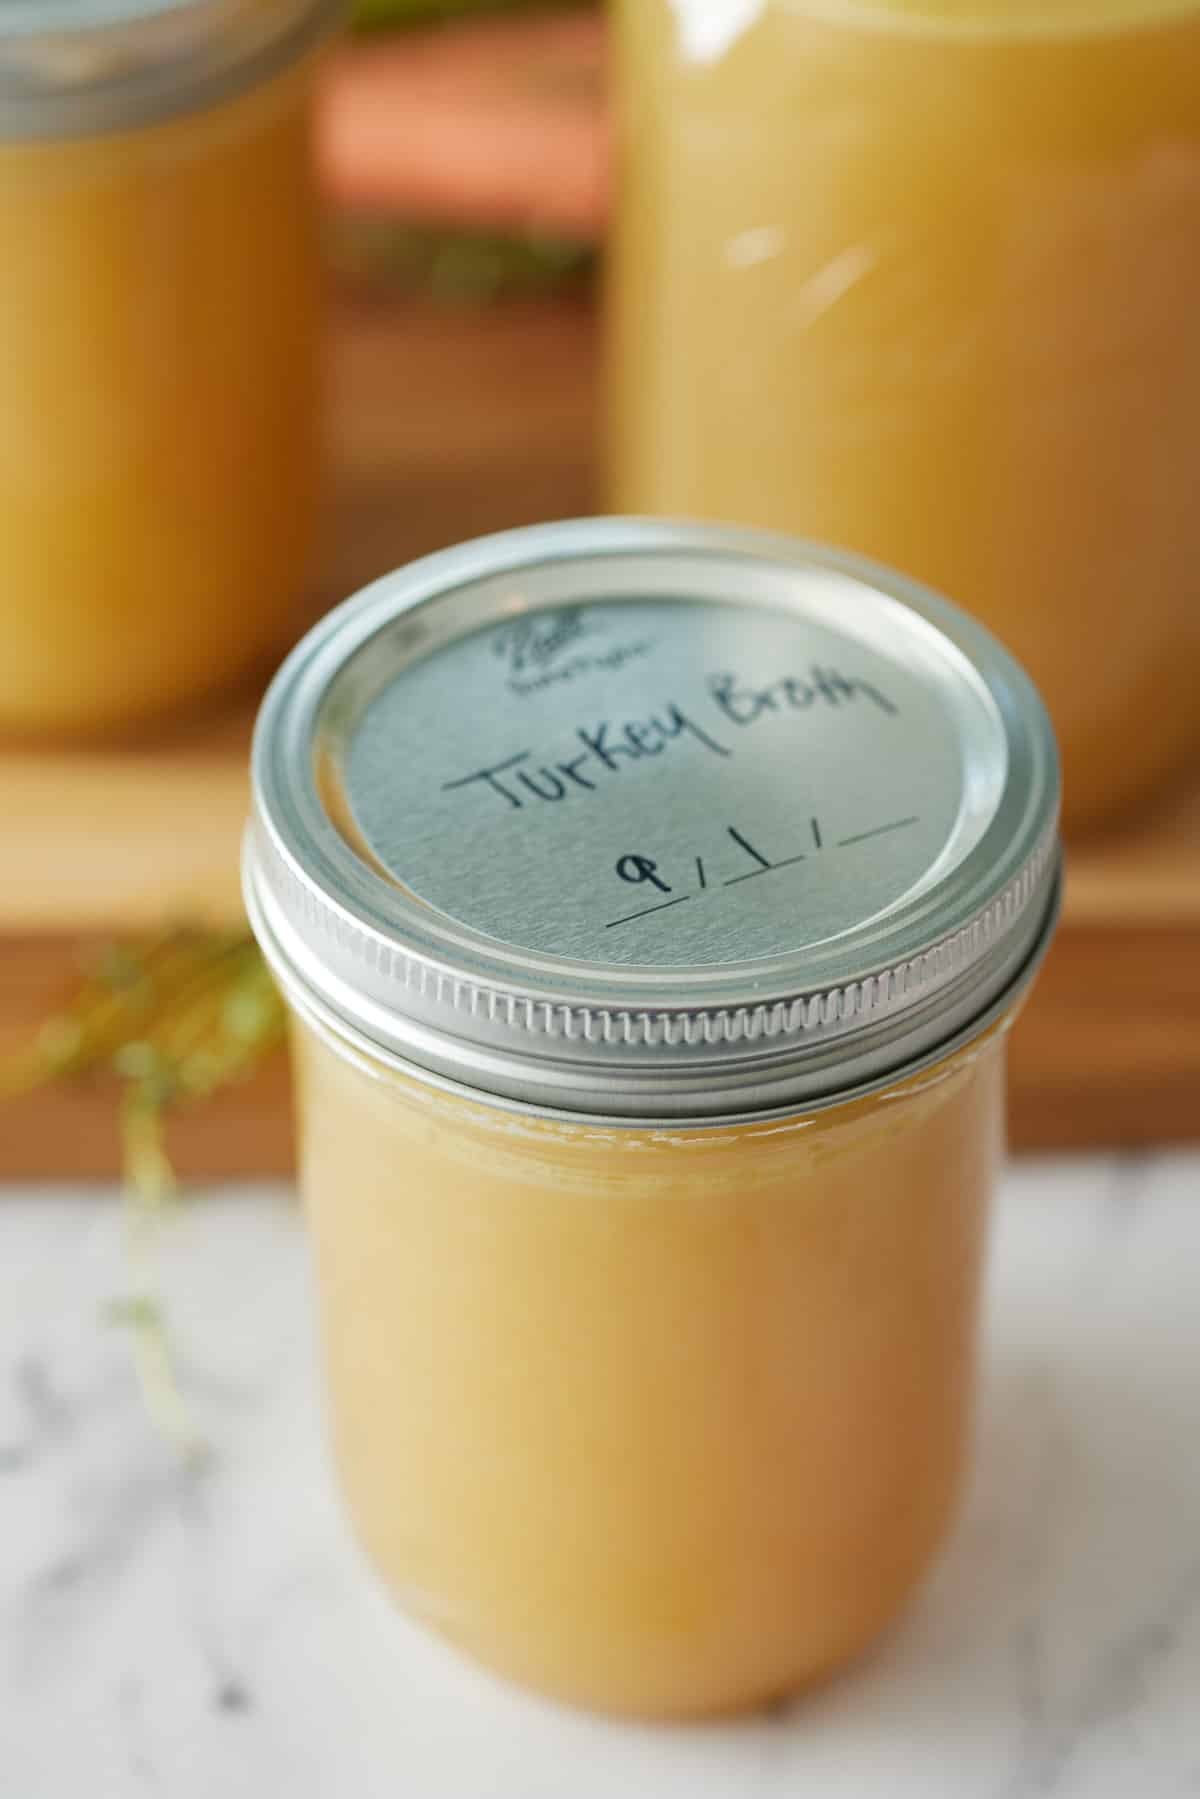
[{"x1": 248, "y1": 811, "x2": 1059, "y2": 1054}]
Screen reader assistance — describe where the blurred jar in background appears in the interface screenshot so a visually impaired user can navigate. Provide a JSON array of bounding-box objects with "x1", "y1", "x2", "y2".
[
  {"x1": 609, "y1": 0, "x2": 1200, "y2": 834},
  {"x1": 0, "y1": 0, "x2": 339, "y2": 742}
]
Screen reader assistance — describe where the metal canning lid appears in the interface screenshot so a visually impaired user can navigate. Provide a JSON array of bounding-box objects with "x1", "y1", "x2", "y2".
[
  {"x1": 0, "y1": 0, "x2": 341, "y2": 140},
  {"x1": 246, "y1": 520, "x2": 1061, "y2": 1123}
]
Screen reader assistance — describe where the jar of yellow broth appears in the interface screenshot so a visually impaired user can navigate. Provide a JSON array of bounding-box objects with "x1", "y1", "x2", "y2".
[
  {"x1": 244, "y1": 520, "x2": 1060, "y2": 1719},
  {"x1": 0, "y1": 0, "x2": 339, "y2": 741},
  {"x1": 608, "y1": 0, "x2": 1200, "y2": 834}
]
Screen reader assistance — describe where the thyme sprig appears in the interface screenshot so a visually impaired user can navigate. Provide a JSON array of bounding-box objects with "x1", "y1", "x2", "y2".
[{"x1": 1, "y1": 930, "x2": 285, "y2": 1464}]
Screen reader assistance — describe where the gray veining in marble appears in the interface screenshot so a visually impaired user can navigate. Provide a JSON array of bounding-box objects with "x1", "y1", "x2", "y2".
[{"x1": 1, "y1": 1154, "x2": 1198, "y2": 1798}]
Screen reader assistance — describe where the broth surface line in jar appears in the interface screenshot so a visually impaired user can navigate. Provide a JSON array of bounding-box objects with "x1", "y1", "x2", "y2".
[
  {"x1": 609, "y1": 0, "x2": 1200, "y2": 832},
  {"x1": 0, "y1": 0, "x2": 340, "y2": 742},
  {"x1": 244, "y1": 519, "x2": 1061, "y2": 1719}
]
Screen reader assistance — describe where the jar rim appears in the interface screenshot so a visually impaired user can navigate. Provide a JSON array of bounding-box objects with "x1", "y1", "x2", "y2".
[{"x1": 263, "y1": 856, "x2": 1060, "y2": 1129}]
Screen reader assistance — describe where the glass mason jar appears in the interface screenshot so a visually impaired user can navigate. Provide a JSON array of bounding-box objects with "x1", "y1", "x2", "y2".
[
  {"x1": 608, "y1": 0, "x2": 1200, "y2": 835},
  {"x1": 245, "y1": 519, "x2": 1061, "y2": 1719},
  {"x1": 0, "y1": 0, "x2": 340, "y2": 742}
]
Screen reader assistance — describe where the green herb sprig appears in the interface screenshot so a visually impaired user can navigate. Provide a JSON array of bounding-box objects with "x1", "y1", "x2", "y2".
[
  {"x1": 1, "y1": 931, "x2": 285, "y2": 1464},
  {"x1": 353, "y1": 0, "x2": 585, "y2": 31}
]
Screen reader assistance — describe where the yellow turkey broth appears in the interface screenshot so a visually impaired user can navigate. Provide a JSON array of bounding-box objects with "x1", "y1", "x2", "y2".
[
  {"x1": 610, "y1": 0, "x2": 1200, "y2": 830},
  {"x1": 0, "y1": 56, "x2": 321, "y2": 740},
  {"x1": 292, "y1": 1012, "x2": 1006, "y2": 1718}
]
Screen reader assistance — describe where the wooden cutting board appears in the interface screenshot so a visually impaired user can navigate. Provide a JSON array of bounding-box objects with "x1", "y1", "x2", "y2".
[{"x1": 2, "y1": 291, "x2": 1198, "y2": 1177}]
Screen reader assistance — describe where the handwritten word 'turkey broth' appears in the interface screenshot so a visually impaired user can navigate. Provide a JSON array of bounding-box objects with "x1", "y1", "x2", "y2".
[
  {"x1": 606, "y1": 818, "x2": 920, "y2": 930},
  {"x1": 439, "y1": 667, "x2": 901, "y2": 815}
]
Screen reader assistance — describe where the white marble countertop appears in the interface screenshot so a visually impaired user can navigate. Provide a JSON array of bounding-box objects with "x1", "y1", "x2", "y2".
[{"x1": 2, "y1": 1154, "x2": 1198, "y2": 1798}]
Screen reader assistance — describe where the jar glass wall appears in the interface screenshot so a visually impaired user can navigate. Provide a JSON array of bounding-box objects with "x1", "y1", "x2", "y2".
[
  {"x1": 293, "y1": 1010, "x2": 1006, "y2": 1719},
  {"x1": 608, "y1": 0, "x2": 1200, "y2": 832}
]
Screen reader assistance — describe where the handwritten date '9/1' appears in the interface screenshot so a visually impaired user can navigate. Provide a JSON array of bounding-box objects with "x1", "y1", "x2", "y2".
[{"x1": 605, "y1": 817, "x2": 919, "y2": 930}]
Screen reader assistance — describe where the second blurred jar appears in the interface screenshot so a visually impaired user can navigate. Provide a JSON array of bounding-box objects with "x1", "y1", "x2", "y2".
[
  {"x1": 0, "y1": 0, "x2": 339, "y2": 742},
  {"x1": 609, "y1": 0, "x2": 1200, "y2": 833}
]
